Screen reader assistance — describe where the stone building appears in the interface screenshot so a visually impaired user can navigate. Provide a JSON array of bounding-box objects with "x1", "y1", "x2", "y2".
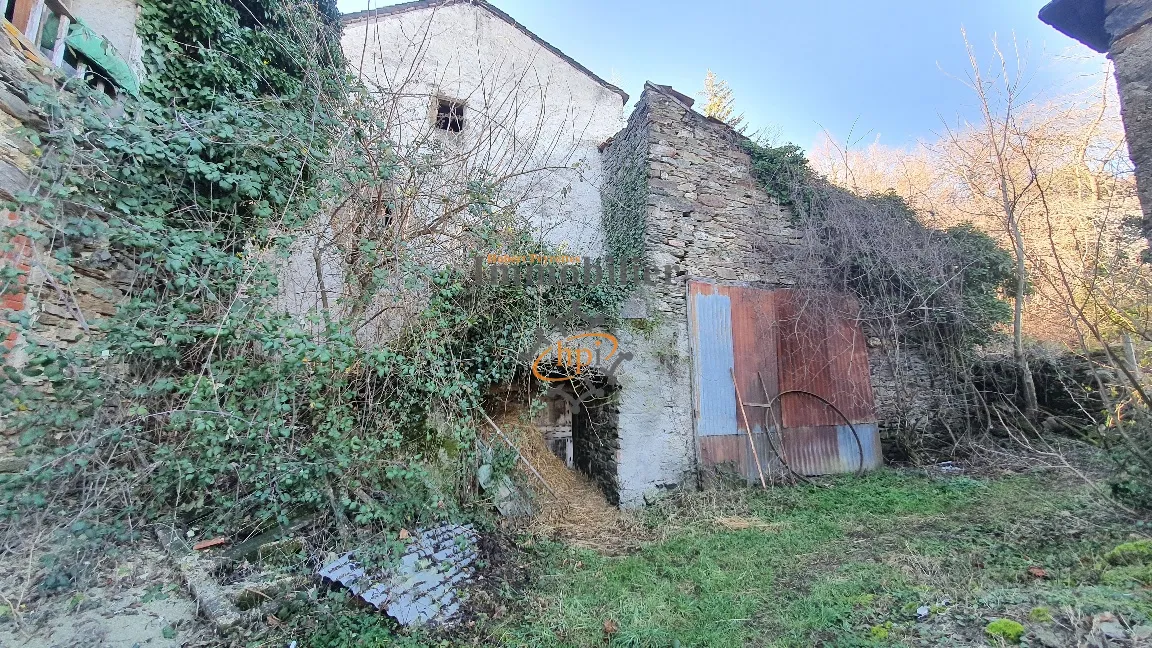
[
  {"x1": 336, "y1": 2, "x2": 890, "y2": 507},
  {"x1": 341, "y1": 0, "x2": 626, "y2": 256},
  {"x1": 589, "y1": 84, "x2": 884, "y2": 506},
  {"x1": 280, "y1": 0, "x2": 629, "y2": 321},
  {"x1": 0, "y1": 0, "x2": 898, "y2": 507},
  {"x1": 1040, "y1": 0, "x2": 1152, "y2": 248},
  {"x1": 0, "y1": 0, "x2": 144, "y2": 366}
]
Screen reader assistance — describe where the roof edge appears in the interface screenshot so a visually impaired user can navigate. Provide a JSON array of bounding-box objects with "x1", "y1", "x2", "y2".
[
  {"x1": 1038, "y1": 0, "x2": 1109, "y2": 53},
  {"x1": 342, "y1": 0, "x2": 629, "y2": 104},
  {"x1": 642, "y1": 81, "x2": 752, "y2": 144}
]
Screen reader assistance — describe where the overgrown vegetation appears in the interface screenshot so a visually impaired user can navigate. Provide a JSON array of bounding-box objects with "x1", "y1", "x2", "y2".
[
  {"x1": 744, "y1": 140, "x2": 1017, "y2": 457},
  {"x1": 284, "y1": 468, "x2": 1144, "y2": 647},
  {"x1": 0, "y1": 0, "x2": 623, "y2": 595},
  {"x1": 806, "y1": 45, "x2": 1151, "y2": 506},
  {"x1": 1, "y1": 2, "x2": 1148, "y2": 646},
  {"x1": 489, "y1": 469, "x2": 1148, "y2": 647}
]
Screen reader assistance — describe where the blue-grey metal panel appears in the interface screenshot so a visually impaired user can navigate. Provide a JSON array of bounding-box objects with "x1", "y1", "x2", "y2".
[
  {"x1": 835, "y1": 423, "x2": 881, "y2": 472},
  {"x1": 317, "y1": 522, "x2": 478, "y2": 626},
  {"x1": 690, "y1": 285, "x2": 737, "y2": 437}
]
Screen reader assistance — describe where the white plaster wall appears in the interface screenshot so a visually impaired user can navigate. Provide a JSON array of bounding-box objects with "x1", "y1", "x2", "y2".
[
  {"x1": 613, "y1": 318, "x2": 697, "y2": 508},
  {"x1": 69, "y1": 0, "x2": 144, "y2": 77},
  {"x1": 342, "y1": 4, "x2": 624, "y2": 256}
]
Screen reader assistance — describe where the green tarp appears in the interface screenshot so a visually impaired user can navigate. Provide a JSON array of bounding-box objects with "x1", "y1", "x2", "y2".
[{"x1": 65, "y1": 17, "x2": 138, "y2": 96}]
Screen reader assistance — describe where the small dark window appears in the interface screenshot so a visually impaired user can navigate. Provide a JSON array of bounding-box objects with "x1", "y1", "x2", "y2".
[{"x1": 434, "y1": 98, "x2": 464, "y2": 132}]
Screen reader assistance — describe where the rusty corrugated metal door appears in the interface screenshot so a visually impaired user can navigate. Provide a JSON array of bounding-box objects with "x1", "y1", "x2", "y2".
[
  {"x1": 775, "y1": 290, "x2": 876, "y2": 427},
  {"x1": 688, "y1": 282, "x2": 882, "y2": 481}
]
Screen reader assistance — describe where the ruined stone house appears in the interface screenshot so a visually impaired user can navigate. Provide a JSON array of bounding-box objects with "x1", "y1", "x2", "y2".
[
  {"x1": 341, "y1": 0, "x2": 898, "y2": 507},
  {"x1": 0, "y1": 0, "x2": 918, "y2": 507}
]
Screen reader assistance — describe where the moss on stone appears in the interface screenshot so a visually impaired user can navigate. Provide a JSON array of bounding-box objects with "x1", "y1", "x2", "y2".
[
  {"x1": 1028, "y1": 606, "x2": 1053, "y2": 623},
  {"x1": 1104, "y1": 539, "x2": 1152, "y2": 566},
  {"x1": 985, "y1": 619, "x2": 1025, "y2": 644}
]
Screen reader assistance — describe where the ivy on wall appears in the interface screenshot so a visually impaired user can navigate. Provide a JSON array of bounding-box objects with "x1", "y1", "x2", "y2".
[
  {"x1": 742, "y1": 139, "x2": 1014, "y2": 352},
  {"x1": 601, "y1": 103, "x2": 650, "y2": 265},
  {"x1": 0, "y1": 0, "x2": 622, "y2": 552},
  {"x1": 743, "y1": 141, "x2": 816, "y2": 221},
  {"x1": 139, "y1": 0, "x2": 343, "y2": 109}
]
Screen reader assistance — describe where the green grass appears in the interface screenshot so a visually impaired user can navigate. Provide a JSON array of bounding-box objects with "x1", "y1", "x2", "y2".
[{"x1": 492, "y1": 470, "x2": 1150, "y2": 647}]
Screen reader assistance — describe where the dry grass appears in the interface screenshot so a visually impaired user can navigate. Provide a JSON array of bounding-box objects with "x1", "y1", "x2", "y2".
[
  {"x1": 711, "y1": 516, "x2": 782, "y2": 531},
  {"x1": 494, "y1": 419, "x2": 651, "y2": 554},
  {"x1": 490, "y1": 417, "x2": 795, "y2": 553}
]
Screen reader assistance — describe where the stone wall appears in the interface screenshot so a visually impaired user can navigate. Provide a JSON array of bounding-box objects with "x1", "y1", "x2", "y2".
[
  {"x1": 0, "y1": 28, "x2": 133, "y2": 457},
  {"x1": 602, "y1": 83, "x2": 807, "y2": 507},
  {"x1": 602, "y1": 83, "x2": 954, "y2": 503},
  {"x1": 640, "y1": 86, "x2": 801, "y2": 287},
  {"x1": 0, "y1": 30, "x2": 44, "y2": 369},
  {"x1": 1110, "y1": 5, "x2": 1152, "y2": 248},
  {"x1": 867, "y1": 339, "x2": 945, "y2": 455}
]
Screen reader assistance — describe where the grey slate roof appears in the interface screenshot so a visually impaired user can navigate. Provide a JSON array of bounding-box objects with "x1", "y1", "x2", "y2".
[
  {"x1": 1038, "y1": 0, "x2": 1109, "y2": 53},
  {"x1": 342, "y1": 0, "x2": 629, "y2": 103}
]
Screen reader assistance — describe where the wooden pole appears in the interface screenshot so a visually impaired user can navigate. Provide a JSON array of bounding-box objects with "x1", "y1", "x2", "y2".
[
  {"x1": 731, "y1": 368, "x2": 767, "y2": 489},
  {"x1": 757, "y1": 369, "x2": 792, "y2": 482},
  {"x1": 479, "y1": 410, "x2": 555, "y2": 496}
]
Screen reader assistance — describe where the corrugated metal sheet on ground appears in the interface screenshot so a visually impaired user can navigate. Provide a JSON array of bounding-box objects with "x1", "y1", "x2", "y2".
[
  {"x1": 688, "y1": 282, "x2": 882, "y2": 482},
  {"x1": 318, "y1": 522, "x2": 478, "y2": 626}
]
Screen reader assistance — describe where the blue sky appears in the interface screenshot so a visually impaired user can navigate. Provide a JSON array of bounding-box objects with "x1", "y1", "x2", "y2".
[{"x1": 335, "y1": 0, "x2": 1108, "y2": 151}]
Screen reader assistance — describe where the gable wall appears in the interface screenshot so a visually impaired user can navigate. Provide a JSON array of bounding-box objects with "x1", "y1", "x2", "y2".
[
  {"x1": 342, "y1": 4, "x2": 624, "y2": 255},
  {"x1": 604, "y1": 86, "x2": 804, "y2": 506}
]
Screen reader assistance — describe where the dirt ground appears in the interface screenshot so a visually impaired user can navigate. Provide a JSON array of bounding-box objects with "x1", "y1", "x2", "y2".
[{"x1": 0, "y1": 543, "x2": 208, "y2": 648}]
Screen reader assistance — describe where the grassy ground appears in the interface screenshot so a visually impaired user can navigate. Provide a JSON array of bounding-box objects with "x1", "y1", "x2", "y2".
[
  {"x1": 482, "y1": 468, "x2": 1150, "y2": 647},
  {"x1": 7, "y1": 464, "x2": 1145, "y2": 647}
]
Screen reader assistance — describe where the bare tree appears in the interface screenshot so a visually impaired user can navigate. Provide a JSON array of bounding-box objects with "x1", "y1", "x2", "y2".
[
  {"x1": 933, "y1": 30, "x2": 1040, "y2": 418},
  {"x1": 814, "y1": 37, "x2": 1149, "y2": 474},
  {"x1": 281, "y1": 4, "x2": 620, "y2": 340}
]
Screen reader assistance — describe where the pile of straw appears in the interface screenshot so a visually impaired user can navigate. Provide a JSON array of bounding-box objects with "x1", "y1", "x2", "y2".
[{"x1": 496, "y1": 419, "x2": 649, "y2": 554}]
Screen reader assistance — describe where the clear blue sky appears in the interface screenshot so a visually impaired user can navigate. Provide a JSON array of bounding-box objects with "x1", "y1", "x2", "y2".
[{"x1": 335, "y1": 0, "x2": 1108, "y2": 151}]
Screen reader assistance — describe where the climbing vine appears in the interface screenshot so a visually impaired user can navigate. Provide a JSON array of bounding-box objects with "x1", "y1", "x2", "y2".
[
  {"x1": 0, "y1": 0, "x2": 621, "y2": 573},
  {"x1": 743, "y1": 139, "x2": 1016, "y2": 454},
  {"x1": 601, "y1": 110, "x2": 650, "y2": 264}
]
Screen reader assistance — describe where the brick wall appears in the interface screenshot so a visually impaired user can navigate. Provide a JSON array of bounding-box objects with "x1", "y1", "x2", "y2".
[
  {"x1": 1, "y1": 210, "x2": 30, "y2": 361},
  {"x1": 0, "y1": 29, "x2": 46, "y2": 370}
]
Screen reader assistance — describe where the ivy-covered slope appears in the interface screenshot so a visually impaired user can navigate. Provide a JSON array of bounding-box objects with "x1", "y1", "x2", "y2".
[{"x1": 0, "y1": 0, "x2": 621, "y2": 548}]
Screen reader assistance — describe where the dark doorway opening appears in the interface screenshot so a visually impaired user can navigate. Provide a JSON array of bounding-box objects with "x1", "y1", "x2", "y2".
[{"x1": 533, "y1": 375, "x2": 621, "y2": 506}]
